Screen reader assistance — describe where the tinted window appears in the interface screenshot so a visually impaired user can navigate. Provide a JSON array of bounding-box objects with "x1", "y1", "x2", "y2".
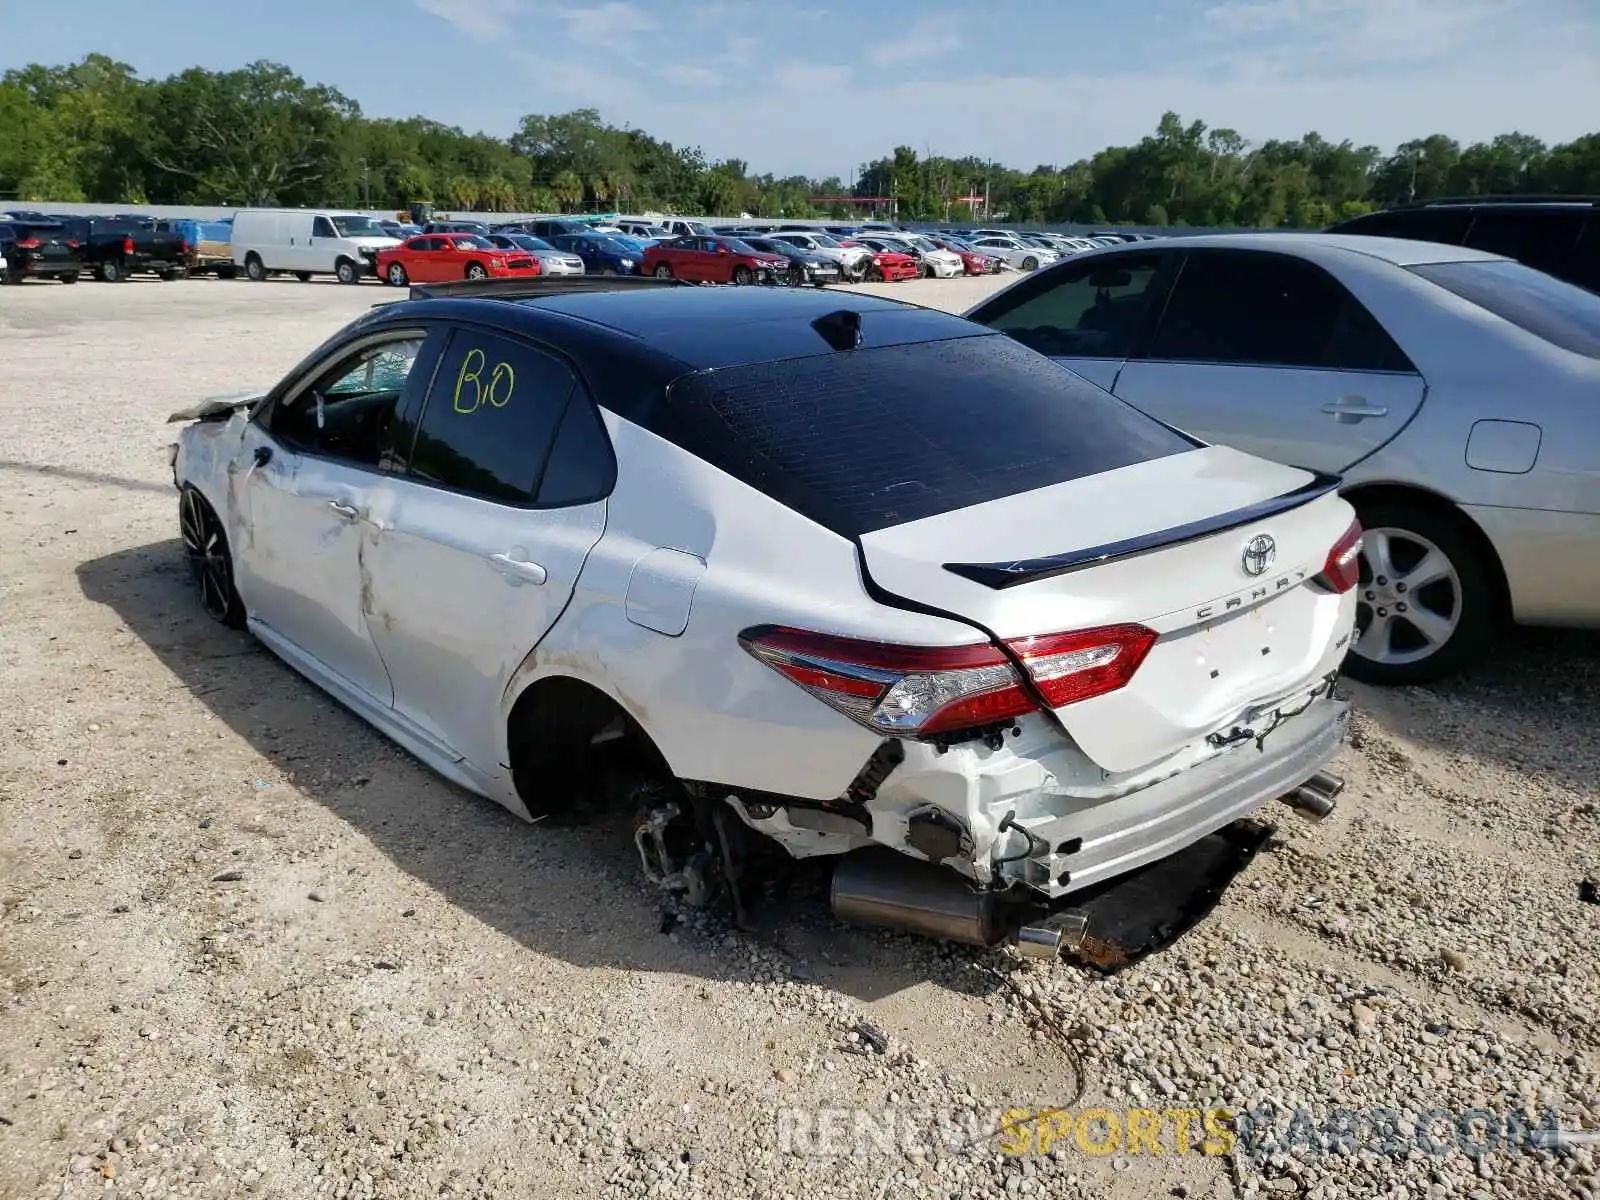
[
  {"x1": 405, "y1": 330, "x2": 577, "y2": 504},
  {"x1": 1150, "y1": 251, "x2": 1414, "y2": 372},
  {"x1": 973, "y1": 254, "x2": 1164, "y2": 358},
  {"x1": 271, "y1": 336, "x2": 425, "y2": 467},
  {"x1": 1463, "y1": 209, "x2": 1585, "y2": 276},
  {"x1": 658, "y1": 334, "x2": 1195, "y2": 536},
  {"x1": 1409, "y1": 259, "x2": 1600, "y2": 358},
  {"x1": 1332, "y1": 208, "x2": 1473, "y2": 245},
  {"x1": 312, "y1": 216, "x2": 337, "y2": 238},
  {"x1": 537, "y1": 395, "x2": 615, "y2": 506}
]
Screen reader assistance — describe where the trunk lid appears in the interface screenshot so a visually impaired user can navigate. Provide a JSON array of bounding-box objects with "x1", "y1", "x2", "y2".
[{"x1": 857, "y1": 445, "x2": 1355, "y2": 773}]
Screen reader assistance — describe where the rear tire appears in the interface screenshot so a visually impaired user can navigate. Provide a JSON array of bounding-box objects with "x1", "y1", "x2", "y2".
[
  {"x1": 465, "y1": 262, "x2": 488, "y2": 280},
  {"x1": 1342, "y1": 501, "x2": 1494, "y2": 686},
  {"x1": 97, "y1": 258, "x2": 126, "y2": 283},
  {"x1": 653, "y1": 263, "x2": 673, "y2": 278},
  {"x1": 732, "y1": 265, "x2": 753, "y2": 286},
  {"x1": 293, "y1": 270, "x2": 312, "y2": 282},
  {"x1": 1022, "y1": 256, "x2": 1039, "y2": 271},
  {"x1": 244, "y1": 254, "x2": 266, "y2": 282},
  {"x1": 866, "y1": 264, "x2": 884, "y2": 282},
  {"x1": 386, "y1": 262, "x2": 409, "y2": 287}
]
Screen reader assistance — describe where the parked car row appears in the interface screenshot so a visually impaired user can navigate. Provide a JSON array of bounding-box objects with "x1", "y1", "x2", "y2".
[{"x1": 0, "y1": 211, "x2": 190, "y2": 284}]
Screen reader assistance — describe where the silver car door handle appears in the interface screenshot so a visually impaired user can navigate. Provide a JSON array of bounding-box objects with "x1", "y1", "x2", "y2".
[
  {"x1": 1320, "y1": 397, "x2": 1389, "y2": 421},
  {"x1": 488, "y1": 552, "x2": 547, "y2": 585},
  {"x1": 328, "y1": 500, "x2": 361, "y2": 520}
]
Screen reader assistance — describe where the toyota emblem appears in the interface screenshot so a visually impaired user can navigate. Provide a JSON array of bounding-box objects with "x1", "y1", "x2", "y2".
[{"x1": 1242, "y1": 533, "x2": 1277, "y2": 576}]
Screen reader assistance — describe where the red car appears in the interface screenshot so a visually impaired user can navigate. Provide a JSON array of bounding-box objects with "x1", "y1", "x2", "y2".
[
  {"x1": 858, "y1": 245, "x2": 919, "y2": 283},
  {"x1": 377, "y1": 233, "x2": 540, "y2": 286},
  {"x1": 642, "y1": 235, "x2": 789, "y2": 284},
  {"x1": 929, "y1": 236, "x2": 995, "y2": 276}
]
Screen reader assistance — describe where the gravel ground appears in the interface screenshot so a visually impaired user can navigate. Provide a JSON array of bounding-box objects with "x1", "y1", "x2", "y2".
[{"x1": 1, "y1": 274, "x2": 1598, "y2": 1200}]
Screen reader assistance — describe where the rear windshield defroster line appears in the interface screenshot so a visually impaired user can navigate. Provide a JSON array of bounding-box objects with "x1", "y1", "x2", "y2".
[{"x1": 658, "y1": 334, "x2": 1198, "y2": 537}]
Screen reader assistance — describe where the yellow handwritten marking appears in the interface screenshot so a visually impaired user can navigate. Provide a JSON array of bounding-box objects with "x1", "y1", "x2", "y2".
[
  {"x1": 487, "y1": 360, "x2": 515, "y2": 408},
  {"x1": 453, "y1": 347, "x2": 487, "y2": 413}
]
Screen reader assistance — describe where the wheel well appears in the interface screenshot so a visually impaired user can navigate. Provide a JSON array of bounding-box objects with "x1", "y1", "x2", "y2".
[
  {"x1": 1342, "y1": 482, "x2": 1513, "y2": 623},
  {"x1": 505, "y1": 675, "x2": 674, "y2": 819}
]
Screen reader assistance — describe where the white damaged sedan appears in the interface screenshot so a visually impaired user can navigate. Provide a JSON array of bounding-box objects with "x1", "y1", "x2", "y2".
[{"x1": 168, "y1": 279, "x2": 1360, "y2": 954}]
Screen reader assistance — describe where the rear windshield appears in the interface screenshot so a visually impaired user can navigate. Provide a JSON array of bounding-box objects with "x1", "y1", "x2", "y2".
[
  {"x1": 1410, "y1": 259, "x2": 1600, "y2": 358},
  {"x1": 660, "y1": 333, "x2": 1197, "y2": 535}
]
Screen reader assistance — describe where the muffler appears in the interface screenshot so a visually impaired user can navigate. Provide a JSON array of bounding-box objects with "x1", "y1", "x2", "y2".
[
  {"x1": 831, "y1": 850, "x2": 1010, "y2": 947},
  {"x1": 1279, "y1": 769, "x2": 1344, "y2": 822},
  {"x1": 830, "y1": 850, "x2": 1075, "y2": 960}
]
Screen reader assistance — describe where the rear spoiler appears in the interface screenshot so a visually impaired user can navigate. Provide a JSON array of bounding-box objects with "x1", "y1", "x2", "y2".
[{"x1": 943, "y1": 471, "x2": 1343, "y2": 589}]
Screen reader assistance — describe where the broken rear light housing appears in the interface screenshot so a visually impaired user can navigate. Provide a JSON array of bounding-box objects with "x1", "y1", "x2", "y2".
[
  {"x1": 739, "y1": 623, "x2": 1158, "y2": 738},
  {"x1": 1312, "y1": 518, "x2": 1363, "y2": 593}
]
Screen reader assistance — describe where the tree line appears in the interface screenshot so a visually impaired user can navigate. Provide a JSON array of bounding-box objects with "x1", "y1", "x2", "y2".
[{"x1": 3, "y1": 55, "x2": 1598, "y2": 226}]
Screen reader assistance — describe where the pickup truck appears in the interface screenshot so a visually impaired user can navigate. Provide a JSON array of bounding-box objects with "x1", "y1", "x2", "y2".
[
  {"x1": 155, "y1": 218, "x2": 235, "y2": 277},
  {"x1": 49, "y1": 215, "x2": 190, "y2": 282}
]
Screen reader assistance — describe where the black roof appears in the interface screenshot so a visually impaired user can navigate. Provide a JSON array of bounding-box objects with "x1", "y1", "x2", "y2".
[
  {"x1": 1381, "y1": 194, "x2": 1600, "y2": 210},
  {"x1": 365, "y1": 280, "x2": 995, "y2": 422}
]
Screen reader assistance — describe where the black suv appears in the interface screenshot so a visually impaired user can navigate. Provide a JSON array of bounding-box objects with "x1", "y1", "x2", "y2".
[
  {"x1": 1326, "y1": 196, "x2": 1600, "y2": 293},
  {"x1": 0, "y1": 218, "x2": 80, "y2": 284}
]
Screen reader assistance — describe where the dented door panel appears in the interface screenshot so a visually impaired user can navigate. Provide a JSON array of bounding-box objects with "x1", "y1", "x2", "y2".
[{"x1": 232, "y1": 423, "x2": 395, "y2": 705}]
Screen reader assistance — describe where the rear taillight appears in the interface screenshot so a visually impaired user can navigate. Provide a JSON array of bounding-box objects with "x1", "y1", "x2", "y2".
[
  {"x1": 1313, "y1": 518, "x2": 1363, "y2": 593},
  {"x1": 181, "y1": 240, "x2": 191, "y2": 254},
  {"x1": 122, "y1": 236, "x2": 134, "y2": 255},
  {"x1": 16, "y1": 238, "x2": 40, "y2": 249},
  {"x1": 66, "y1": 239, "x2": 81, "y2": 249},
  {"x1": 739, "y1": 622, "x2": 1157, "y2": 738}
]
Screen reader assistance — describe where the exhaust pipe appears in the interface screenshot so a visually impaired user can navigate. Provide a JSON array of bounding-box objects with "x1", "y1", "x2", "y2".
[
  {"x1": 1279, "y1": 769, "x2": 1344, "y2": 822},
  {"x1": 831, "y1": 850, "x2": 1011, "y2": 946}
]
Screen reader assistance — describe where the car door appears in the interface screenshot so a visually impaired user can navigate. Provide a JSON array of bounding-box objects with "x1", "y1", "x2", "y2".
[
  {"x1": 234, "y1": 328, "x2": 437, "y2": 706},
  {"x1": 359, "y1": 325, "x2": 612, "y2": 775},
  {"x1": 414, "y1": 236, "x2": 452, "y2": 282},
  {"x1": 964, "y1": 249, "x2": 1173, "y2": 390},
  {"x1": 1109, "y1": 249, "x2": 1428, "y2": 472}
]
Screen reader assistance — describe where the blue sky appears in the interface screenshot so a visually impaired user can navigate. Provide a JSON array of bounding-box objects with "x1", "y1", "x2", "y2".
[{"x1": 5, "y1": 0, "x2": 1598, "y2": 178}]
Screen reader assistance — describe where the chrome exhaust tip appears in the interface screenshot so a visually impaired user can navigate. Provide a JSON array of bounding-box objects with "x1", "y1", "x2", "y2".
[
  {"x1": 1014, "y1": 924, "x2": 1063, "y2": 960},
  {"x1": 1280, "y1": 782, "x2": 1338, "y2": 821}
]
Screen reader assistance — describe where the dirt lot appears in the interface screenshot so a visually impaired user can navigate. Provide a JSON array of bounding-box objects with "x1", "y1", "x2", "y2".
[{"x1": 1, "y1": 274, "x2": 1597, "y2": 1200}]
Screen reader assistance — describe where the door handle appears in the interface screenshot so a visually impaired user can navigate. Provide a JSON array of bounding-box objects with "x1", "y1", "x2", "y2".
[
  {"x1": 1320, "y1": 396, "x2": 1389, "y2": 422},
  {"x1": 328, "y1": 500, "x2": 360, "y2": 521},
  {"x1": 488, "y1": 552, "x2": 547, "y2": 585}
]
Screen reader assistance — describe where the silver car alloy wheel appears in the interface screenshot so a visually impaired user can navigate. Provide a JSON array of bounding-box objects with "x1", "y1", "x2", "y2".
[{"x1": 1353, "y1": 526, "x2": 1462, "y2": 666}]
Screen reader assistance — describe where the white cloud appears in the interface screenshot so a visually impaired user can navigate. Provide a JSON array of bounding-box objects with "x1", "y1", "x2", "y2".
[
  {"x1": 867, "y1": 15, "x2": 963, "y2": 68},
  {"x1": 414, "y1": 0, "x2": 524, "y2": 41},
  {"x1": 552, "y1": 2, "x2": 658, "y2": 48},
  {"x1": 479, "y1": 0, "x2": 1599, "y2": 178}
]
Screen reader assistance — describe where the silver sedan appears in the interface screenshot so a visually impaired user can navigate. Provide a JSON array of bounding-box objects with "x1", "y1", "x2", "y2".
[{"x1": 964, "y1": 232, "x2": 1600, "y2": 685}]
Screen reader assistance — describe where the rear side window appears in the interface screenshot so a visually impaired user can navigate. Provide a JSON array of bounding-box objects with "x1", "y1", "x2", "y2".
[
  {"x1": 1463, "y1": 209, "x2": 1586, "y2": 278},
  {"x1": 1150, "y1": 251, "x2": 1414, "y2": 372},
  {"x1": 1332, "y1": 208, "x2": 1473, "y2": 245},
  {"x1": 658, "y1": 334, "x2": 1195, "y2": 536},
  {"x1": 1409, "y1": 259, "x2": 1600, "y2": 358},
  {"x1": 402, "y1": 330, "x2": 578, "y2": 504}
]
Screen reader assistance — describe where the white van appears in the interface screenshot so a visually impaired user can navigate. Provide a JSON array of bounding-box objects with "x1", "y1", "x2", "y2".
[{"x1": 230, "y1": 209, "x2": 400, "y2": 284}]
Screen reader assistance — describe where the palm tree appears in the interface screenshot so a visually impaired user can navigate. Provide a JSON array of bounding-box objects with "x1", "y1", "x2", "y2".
[{"x1": 552, "y1": 169, "x2": 582, "y2": 212}]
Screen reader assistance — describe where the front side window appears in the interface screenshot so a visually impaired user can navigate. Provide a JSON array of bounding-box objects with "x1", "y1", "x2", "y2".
[
  {"x1": 1410, "y1": 259, "x2": 1600, "y2": 358},
  {"x1": 400, "y1": 330, "x2": 579, "y2": 505},
  {"x1": 1150, "y1": 251, "x2": 1413, "y2": 372},
  {"x1": 972, "y1": 253, "x2": 1164, "y2": 359},
  {"x1": 268, "y1": 335, "x2": 426, "y2": 467}
]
